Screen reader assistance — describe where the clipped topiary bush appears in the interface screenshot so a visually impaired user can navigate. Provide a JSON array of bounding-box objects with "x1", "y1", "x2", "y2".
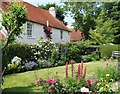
[{"x1": 99, "y1": 45, "x2": 120, "y2": 59}]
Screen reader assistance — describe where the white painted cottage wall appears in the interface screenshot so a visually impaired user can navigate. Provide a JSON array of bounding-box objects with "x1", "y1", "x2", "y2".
[
  {"x1": 16, "y1": 21, "x2": 46, "y2": 44},
  {"x1": 16, "y1": 21, "x2": 70, "y2": 44}
]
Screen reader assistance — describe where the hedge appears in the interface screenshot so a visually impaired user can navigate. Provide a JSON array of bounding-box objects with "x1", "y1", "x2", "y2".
[
  {"x1": 99, "y1": 44, "x2": 120, "y2": 59},
  {"x1": 2, "y1": 42, "x2": 34, "y2": 69}
]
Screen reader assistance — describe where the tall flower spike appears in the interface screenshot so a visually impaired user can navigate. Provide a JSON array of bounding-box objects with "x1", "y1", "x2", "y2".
[
  {"x1": 80, "y1": 60, "x2": 83, "y2": 77},
  {"x1": 65, "y1": 61, "x2": 68, "y2": 77},
  {"x1": 82, "y1": 66, "x2": 86, "y2": 78},
  {"x1": 78, "y1": 64, "x2": 81, "y2": 76}
]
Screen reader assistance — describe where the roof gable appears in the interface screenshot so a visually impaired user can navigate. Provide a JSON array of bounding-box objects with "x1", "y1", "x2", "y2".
[
  {"x1": 1, "y1": 2, "x2": 68, "y2": 31},
  {"x1": 23, "y1": 2, "x2": 68, "y2": 31}
]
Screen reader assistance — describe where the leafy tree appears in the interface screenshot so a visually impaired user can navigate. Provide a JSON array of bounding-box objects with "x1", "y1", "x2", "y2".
[
  {"x1": 101, "y1": 2, "x2": 120, "y2": 44},
  {"x1": 1, "y1": 2, "x2": 27, "y2": 48},
  {"x1": 89, "y1": 18, "x2": 117, "y2": 45},
  {"x1": 64, "y1": 2, "x2": 101, "y2": 40},
  {"x1": 38, "y1": 3, "x2": 67, "y2": 25},
  {"x1": 89, "y1": 2, "x2": 120, "y2": 44}
]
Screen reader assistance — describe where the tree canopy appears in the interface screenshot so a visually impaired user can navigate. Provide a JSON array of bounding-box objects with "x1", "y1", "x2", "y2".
[
  {"x1": 64, "y1": 2, "x2": 101, "y2": 40},
  {"x1": 64, "y1": 2, "x2": 120, "y2": 44},
  {"x1": 38, "y1": 3, "x2": 67, "y2": 26},
  {"x1": 1, "y1": 2, "x2": 27, "y2": 48}
]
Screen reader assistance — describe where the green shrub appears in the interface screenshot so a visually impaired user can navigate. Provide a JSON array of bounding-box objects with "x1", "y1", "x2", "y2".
[
  {"x1": 97, "y1": 66, "x2": 119, "y2": 82},
  {"x1": 99, "y1": 45, "x2": 120, "y2": 59},
  {"x1": 55, "y1": 41, "x2": 99, "y2": 63},
  {"x1": 6, "y1": 56, "x2": 24, "y2": 74},
  {"x1": 2, "y1": 42, "x2": 34, "y2": 69},
  {"x1": 31, "y1": 38, "x2": 56, "y2": 60}
]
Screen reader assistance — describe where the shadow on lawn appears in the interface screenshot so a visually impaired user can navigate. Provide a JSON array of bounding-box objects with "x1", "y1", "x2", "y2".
[{"x1": 2, "y1": 84, "x2": 43, "y2": 94}]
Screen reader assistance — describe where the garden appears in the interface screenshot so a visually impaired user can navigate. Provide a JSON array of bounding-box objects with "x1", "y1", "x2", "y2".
[
  {"x1": 0, "y1": 2, "x2": 120, "y2": 94},
  {"x1": 1, "y1": 38, "x2": 120, "y2": 94}
]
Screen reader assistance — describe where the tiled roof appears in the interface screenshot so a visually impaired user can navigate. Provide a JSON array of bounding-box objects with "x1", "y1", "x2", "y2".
[
  {"x1": 70, "y1": 29, "x2": 82, "y2": 41},
  {"x1": 1, "y1": 2, "x2": 68, "y2": 31}
]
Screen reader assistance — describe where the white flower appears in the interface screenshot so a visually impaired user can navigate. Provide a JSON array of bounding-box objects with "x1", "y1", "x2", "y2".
[
  {"x1": 11, "y1": 56, "x2": 21, "y2": 65},
  {"x1": 80, "y1": 87, "x2": 89, "y2": 93}
]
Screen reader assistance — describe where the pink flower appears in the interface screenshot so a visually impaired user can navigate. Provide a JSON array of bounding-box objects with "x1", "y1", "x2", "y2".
[
  {"x1": 65, "y1": 61, "x2": 68, "y2": 77},
  {"x1": 71, "y1": 60, "x2": 74, "y2": 77},
  {"x1": 46, "y1": 78, "x2": 51, "y2": 83},
  {"x1": 48, "y1": 27, "x2": 52, "y2": 31},
  {"x1": 51, "y1": 79, "x2": 56, "y2": 84},
  {"x1": 49, "y1": 86, "x2": 54, "y2": 90},
  {"x1": 35, "y1": 78, "x2": 42, "y2": 85}
]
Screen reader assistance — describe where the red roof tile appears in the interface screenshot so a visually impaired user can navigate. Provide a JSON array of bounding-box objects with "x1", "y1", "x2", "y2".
[
  {"x1": 70, "y1": 29, "x2": 82, "y2": 41},
  {"x1": 1, "y1": 2, "x2": 68, "y2": 31}
]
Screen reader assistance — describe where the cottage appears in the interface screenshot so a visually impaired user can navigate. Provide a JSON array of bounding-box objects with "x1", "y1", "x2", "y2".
[
  {"x1": 0, "y1": 1, "x2": 70, "y2": 44},
  {"x1": 69, "y1": 28, "x2": 82, "y2": 42}
]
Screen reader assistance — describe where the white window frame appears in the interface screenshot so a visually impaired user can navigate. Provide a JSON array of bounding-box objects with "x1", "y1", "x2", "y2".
[{"x1": 27, "y1": 22, "x2": 33, "y2": 37}]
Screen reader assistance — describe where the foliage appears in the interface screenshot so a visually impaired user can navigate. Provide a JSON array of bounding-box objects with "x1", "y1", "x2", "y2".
[
  {"x1": 99, "y1": 44, "x2": 120, "y2": 59},
  {"x1": 97, "y1": 66, "x2": 119, "y2": 83},
  {"x1": 2, "y1": 42, "x2": 34, "y2": 70},
  {"x1": 1, "y1": 2, "x2": 27, "y2": 48},
  {"x1": 89, "y1": 16, "x2": 118, "y2": 45},
  {"x1": 3, "y1": 60, "x2": 116, "y2": 93},
  {"x1": 43, "y1": 25, "x2": 52, "y2": 40},
  {"x1": 35, "y1": 78, "x2": 67, "y2": 94},
  {"x1": 102, "y1": 2, "x2": 120, "y2": 44},
  {"x1": 24, "y1": 61, "x2": 38, "y2": 71},
  {"x1": 82, "y1": 51, "x2": 100, "y2": 62},
  {"x1": 50, "y1": 46, "x2": 67, "y2": 67},
  {"x1": 64, "y1": 2, "x2": 101, "y2": 40},
  {"x1": 31, "y1": 38, "x2": 56, "y2": 61},
  {"x1": 37, "y1": 59, "x2": 52, "y2": 68},
  {"x1": 65, "y1": 78, "x2": 88, "y2": 93},
  {"x1": 38, "y1": 3, "x2": 67, "y2": 25},
  {"x1": 6, "y1": 56, "x2": 23, "y2": 74}
]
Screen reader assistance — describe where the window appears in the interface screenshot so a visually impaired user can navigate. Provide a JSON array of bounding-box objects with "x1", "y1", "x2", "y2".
[
  {"x1": 27, "y1": 23, "x2": 32, "y2": 37},
  {"x1": 60, "y1": 30, "x2": 63, "y2": 39}
]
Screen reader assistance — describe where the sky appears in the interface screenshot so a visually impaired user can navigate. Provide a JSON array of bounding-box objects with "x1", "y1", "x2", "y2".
[{"x1": 23, "y1": 0, "x2": 74, "y2": 28}]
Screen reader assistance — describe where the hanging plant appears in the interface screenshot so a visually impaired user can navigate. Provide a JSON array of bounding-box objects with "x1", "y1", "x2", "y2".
[{"x1": 43, "y1": 25, "x2": 52, "y2": 40}]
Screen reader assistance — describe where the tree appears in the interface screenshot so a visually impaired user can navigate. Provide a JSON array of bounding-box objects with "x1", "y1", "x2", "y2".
[
  {"x1": 64, "y1": 2, "x2": 101, "y2": 40},
  {"x1": 89, "y1": 2, "x2": 120, "y2": 44},
  {"x1": 1, "y1": 2, "x2": 27, "y2": 48},
  {"x1": 89, "y1": 18, "x2": 117, "y2": 45},
  {"x1": 38, "y1": 3, "x2": 67, "y2": 25},
  {"x1": 101, "y1": 2, "x2": 120, "y2": 44}
]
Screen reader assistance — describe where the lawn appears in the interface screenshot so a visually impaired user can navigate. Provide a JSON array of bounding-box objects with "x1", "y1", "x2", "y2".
[{"x1": 2, "y1": 60, "x2": 117, "y2": 93}]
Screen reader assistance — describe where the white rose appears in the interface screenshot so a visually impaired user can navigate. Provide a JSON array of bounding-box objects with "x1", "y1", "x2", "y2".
[{"x1": 80, "y1": 87, "x2": 89, "y2": 93}]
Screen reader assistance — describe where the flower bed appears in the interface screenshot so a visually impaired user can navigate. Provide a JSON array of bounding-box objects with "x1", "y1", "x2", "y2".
[{"x1": 35, "y1": 60, "x2": 119, "y2": 93}]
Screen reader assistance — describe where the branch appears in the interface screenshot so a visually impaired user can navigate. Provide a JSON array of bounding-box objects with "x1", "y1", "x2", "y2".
[{"x1": 1, "y1": 30, "x2": 14, "y2": 49}]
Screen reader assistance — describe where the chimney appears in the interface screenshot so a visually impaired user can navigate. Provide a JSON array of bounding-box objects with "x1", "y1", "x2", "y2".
[{"x1": 49, "y1": 7, "x2": 56, "y2": 17}]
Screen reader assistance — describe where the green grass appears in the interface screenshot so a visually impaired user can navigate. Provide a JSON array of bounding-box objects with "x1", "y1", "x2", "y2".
[{"x1": 2, "y1": 60, "x2": 117, "y2": 93}]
